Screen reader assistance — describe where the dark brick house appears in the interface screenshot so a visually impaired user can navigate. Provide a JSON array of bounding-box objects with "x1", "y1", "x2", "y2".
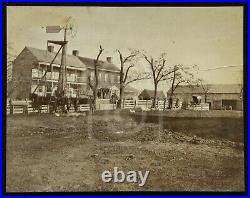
[{"x1": 10, "y1": 46, "x2": 137, "y2": 100}]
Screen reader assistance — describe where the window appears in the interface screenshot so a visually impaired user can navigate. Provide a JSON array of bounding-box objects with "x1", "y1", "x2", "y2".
[
  {"x1": 104, "y1": 73, "x2": 108, "y2": 82},
  {"x1": 99, "y1": 72, "x2": 102, "y2": 81},
  {"x1": 38, "y1": 85, "x2": 43, "y2": 92},
  {"x1": 110, "y1": 74, "x2": 114, "y2": 83},
  {"x1": 46, "y1": 82, "x2": 52, "y2": 92},
  {"x1": 90, "y1": 71, "x2": 94, "y2": 80},
  {"x1": 31, "y1": 68, "x2": 39, "y2": 78}
]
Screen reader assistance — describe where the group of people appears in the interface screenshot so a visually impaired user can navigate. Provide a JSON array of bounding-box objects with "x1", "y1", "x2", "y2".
[{"x1": 30, "y1": 93, "x2": 80, "y2": 114}]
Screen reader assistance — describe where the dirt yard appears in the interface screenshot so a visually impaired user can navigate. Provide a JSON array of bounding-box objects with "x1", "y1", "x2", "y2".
[{"x1": 6, "y1": 112, "x2": 245, "y2": 192}]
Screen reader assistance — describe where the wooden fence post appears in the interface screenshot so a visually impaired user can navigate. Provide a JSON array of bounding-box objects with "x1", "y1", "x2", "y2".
[
  {"x1": 10, "y1": 105, "x2": 14, "y2": 115},
  {"x1": 23, "y1": 105, "x2": 28, "y2": 115}
]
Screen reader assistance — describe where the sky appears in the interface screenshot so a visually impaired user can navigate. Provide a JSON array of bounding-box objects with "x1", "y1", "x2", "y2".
[{"x1": 7, "y1": 6, "x2": 244, "y2": 92}]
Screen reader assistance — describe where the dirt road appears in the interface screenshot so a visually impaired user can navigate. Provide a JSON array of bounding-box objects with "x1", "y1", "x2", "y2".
[{"x1": 6, "y1": 113, "x2": 244, "y2": 192}]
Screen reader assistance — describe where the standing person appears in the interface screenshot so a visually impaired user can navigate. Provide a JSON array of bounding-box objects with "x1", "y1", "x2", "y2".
[
  {"x1": 89, "y1": 96, "x2": 94, "y2": 113},
  {"x1": 66, "y1": 97, "x2": 70, "y2": 112},
  {"x1": 168, "y1": 97, "x2": 173, "y2": 109},
  {"x1": 175, "y1": 98, "x2": 179, "y2": 108},
  {"x1": 74, "y1": 98, "x2": 78, "y2": 112}
]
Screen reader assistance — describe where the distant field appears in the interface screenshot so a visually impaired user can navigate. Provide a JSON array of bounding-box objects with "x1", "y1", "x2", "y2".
[
  {"x1": 131, "y1": 110, "x2": 244, "y2": 142},
  {"x1": 6, "y1": 113, "x2": 244, "y2": 192}
]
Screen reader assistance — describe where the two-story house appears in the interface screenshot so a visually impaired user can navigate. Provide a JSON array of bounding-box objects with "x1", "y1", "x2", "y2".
[
  {"x1": 11, "y1": 46, "x2": 88, "y2": 100},
  {"x1": 10, "y1": 46, "x2": 138, "y2": 100}
]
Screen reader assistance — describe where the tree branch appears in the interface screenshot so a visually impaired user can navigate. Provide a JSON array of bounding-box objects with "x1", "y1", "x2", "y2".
[
  {"x1": 156, "y1": 59, "x2": 166, "y2": 80},
  {"x1": 125, "y1": 75, "x2": 151, "y2": 87},
  {"x1": 117, "y1": 49, "x2": 123, "y2": 63},
  {"x1": 143, "y1": 54, "x2": 153, "y2": 66},
  {"x1": 123, "y1": 64, "x2": 134, "y2": 83},
  {"x1": 123, "y1": 54, "x2": 137, "y2": 63}
]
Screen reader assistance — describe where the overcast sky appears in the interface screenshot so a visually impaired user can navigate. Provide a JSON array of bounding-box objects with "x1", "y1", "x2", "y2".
[{"x1": 7, "y1": 6, "x2": 243, "y2": 92}]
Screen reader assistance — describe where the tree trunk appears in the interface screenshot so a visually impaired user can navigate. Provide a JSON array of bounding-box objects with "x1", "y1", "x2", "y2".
[
  {"x1": 93, "y1": 89, "x2": 97, "y2": 111},
  {"x1": 168, "y1": 95, "x2": 173, "y2": 109},
  {"x1": 152, "y1": 83, "x2": 157, "y2": 108},
  {"x1": 118, "y1": 61, "x2": 124, "y2": 109},
  {"x1": 168, "y1": 69, "x2": 176, "y2": 109},
  {"x1": 119, "y1": 85, "x2": 124, "y2": 108}
]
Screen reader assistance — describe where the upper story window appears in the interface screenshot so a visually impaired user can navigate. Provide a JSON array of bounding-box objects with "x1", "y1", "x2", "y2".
[
  {"x1": 32, "y1": 68, "x2": 44, "y2": 79},
  {"x1": 110, "y1": 74, "x2": 113, "y2": 83},
  {"x1": 98, "y1": 72, "x2": 102, "y2": 81},
  {"x1": 104, "y1": 73, "x2": 108, "y2": 82},
  {"x1": 32, "y1": 68, "x2": 39, "y2": 78},
  {"x1": 90, "y1": 71, "x2": 94, "y2": 80},
  {"x1": 117, "y1": 75, "x2": 120, "y2": 83}
]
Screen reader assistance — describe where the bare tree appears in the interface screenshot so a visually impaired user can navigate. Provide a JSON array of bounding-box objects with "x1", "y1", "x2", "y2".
[
  {"x1": 168, "y1": 64, "x2": 196, "y2": 108},
  {"x1": 143, "y1": 52, "x2": 173, "y2": 108},
  {"x1": 7, "y1": 44, "x2": 17, "y2": 98},
  {"x1": 117, "y1": 49, "x2": 150, "y2": 108},
  {"x1": 197, "y1": 78, "x2": 210, "y2": 103},
  {"x1": 88, "y1": 45, "x2": 104, "y2": 110}
]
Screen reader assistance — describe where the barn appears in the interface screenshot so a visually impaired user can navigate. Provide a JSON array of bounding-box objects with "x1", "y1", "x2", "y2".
[
  {"x1": 167, "y1": 84, "x2": 243, "y2": 110},
  {"x1": 138, "y1": 89, "x2": 166, "y2": 100}
]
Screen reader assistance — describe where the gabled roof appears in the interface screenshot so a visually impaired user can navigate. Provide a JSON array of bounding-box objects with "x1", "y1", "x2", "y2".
[
  {"x1": 124, "y1": 84, "x2": 138, "y2": 93},
  {"x1": 19, "y1": 47, "x2": 120, "y2": 72},
  {"x1": 167, "y1": 84, "x2": 243, "y2": 94},
  {"x1": 24, "y1": 47, "x2": 87, "y2": 69},
  {"x1": 78, "y1": 57, "x2": 120, "y2": 72},
  {"x1": 138, "y1": 89, "x2": 166, "y2": 99}
]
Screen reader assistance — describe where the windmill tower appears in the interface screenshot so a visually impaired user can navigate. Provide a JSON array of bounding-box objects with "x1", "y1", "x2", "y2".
[{"x1": 46, "y1": 17, "x2": 77, "y2": 99}]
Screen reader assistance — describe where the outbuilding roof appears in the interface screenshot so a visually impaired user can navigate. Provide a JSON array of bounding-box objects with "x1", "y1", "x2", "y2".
[
  {"x1": 167, "y1": 84, "x2": 243, "y2": 94},
  {"x1": 138, "y1": 89, "x2": 166, "y2": 99}
]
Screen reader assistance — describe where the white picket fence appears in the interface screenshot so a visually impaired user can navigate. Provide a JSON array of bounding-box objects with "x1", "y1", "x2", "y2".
[
  {"x1": 6, "y1": 103, "x2": 91, "y2": 115},
  {"x1": 96, "y1": 99, "x2": 116, "y2": 110},
  {"x1": 123, "y1": 100, "x2": 137, "y2": 109},
  {"x1": 123, "y1": 99, "x2": 168, "y2": 110},
  {"x1": 97, "y1": 103, "x2": 116, "y2": 110},
  {"x1": 78, "y1": 104, "x2": 91, "y2": 112},
  {"x1": 123, "y1": 99, "x2": 209, "y2": 111},
  {"x1": 136, "y1": 100, "x2": 152, "y2": 109},
  {"x1": 6, "y1": 99, "x2": 210, "y2": 115},
  {"x1": 187, "y1": 103, "x2": 209, "y2": 111}
]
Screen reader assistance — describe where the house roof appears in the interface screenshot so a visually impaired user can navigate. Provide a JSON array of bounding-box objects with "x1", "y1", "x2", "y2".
[
  {"x1": 138, "y1": 89, "x2": 166, "y2": 99},
  {"x1": 25, "y1": 47, "x2": 87, "y2": 69},
  {"x1": 124, "y1": 84, "x2": 138, "y2": 93},
  {"x1": 78, "y1": 57, "x2": 120, "y2": 72},
  {"x1": 22, "y1": 46, "x2": 120, "y2": 73},
  {"x1": 167, "y1": 84, "x2": 243, "y2": 94}
]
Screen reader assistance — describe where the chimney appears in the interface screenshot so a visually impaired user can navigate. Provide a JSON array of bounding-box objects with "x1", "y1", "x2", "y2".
[
  {"x1": 47, "y1": 45, "x2": 54, "y2": 53},
  {"x1": 72, "y1": 50, "x2": 79, "y2": 56},
  {"x1": 106, "y1": 57, "x2": 112, "y2": 63}
]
